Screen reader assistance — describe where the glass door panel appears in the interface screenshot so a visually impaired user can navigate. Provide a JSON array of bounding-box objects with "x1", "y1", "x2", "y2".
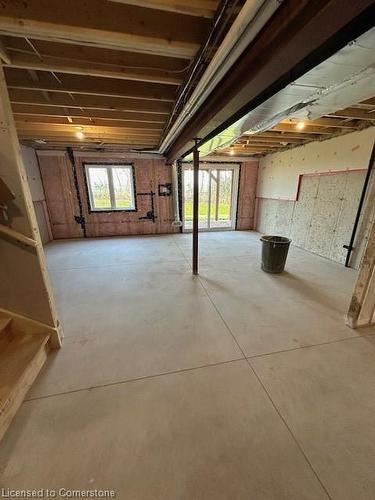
[{"x1": 183, "y1": 165, "x2": 238, "y2": 232}]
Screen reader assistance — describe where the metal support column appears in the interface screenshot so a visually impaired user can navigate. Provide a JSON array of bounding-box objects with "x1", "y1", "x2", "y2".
[{"x1": 192, "y1": 139, "x2": 200, "y2": 275}]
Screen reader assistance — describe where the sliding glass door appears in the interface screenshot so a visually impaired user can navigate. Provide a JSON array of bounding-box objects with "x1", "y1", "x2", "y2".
[{"x1": 183, "y1": 164, "x2": 239, "y2": 231}]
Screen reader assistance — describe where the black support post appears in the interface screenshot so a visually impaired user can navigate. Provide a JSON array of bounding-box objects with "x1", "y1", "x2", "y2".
[{"x1": 192, "y1": 139, "x2": 200, "y2": 275}]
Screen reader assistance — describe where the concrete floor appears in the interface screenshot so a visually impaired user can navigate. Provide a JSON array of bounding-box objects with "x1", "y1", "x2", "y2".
[{"x1": 1, "y1": 231, "x2": 375, "y2": 499}]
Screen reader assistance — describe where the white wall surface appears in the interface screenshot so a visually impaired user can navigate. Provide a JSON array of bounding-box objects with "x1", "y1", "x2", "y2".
[
  {"x1": 21, "y1": 145, "x2": 51, "y2": 243},
  {"x1": 257, "y1": 127, "x2": 375, "y2": 200},
  {"x1": 21, "y1": 145, "x2": 45, "y2": 201},
  {"x1": 257, "y1": 170, "x2": 370, "y2": 268}
]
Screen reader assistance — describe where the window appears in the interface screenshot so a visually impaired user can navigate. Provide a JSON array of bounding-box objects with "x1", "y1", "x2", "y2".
[{"x1": 85, "y1": 164, "x2": 136, "y2": 212}]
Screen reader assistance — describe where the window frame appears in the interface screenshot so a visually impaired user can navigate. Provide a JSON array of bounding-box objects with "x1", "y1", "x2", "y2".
[{"x1": 83, "y1": 162, "x2": 137, "y2": 213}]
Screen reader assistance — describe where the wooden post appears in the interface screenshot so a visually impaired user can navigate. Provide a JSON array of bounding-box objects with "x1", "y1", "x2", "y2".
[
  {"x1": 347, "y1": 215, "x2": 375, "y2": 328},
  {"x1": 192, "y1": 139, "x2": 199, "y2": 275},
  {"x1": 0, "y1": 62, "x2": 62, "y2": 347},
  {"x1": 347, "y1": 143, "x2": 375, "y2": 328}
]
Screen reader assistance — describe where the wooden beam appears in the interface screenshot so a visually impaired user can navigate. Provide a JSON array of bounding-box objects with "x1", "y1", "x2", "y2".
[
  {"x1": 0, "y1": 61, "x2": 62, "y2": 343},
  {"x1": 5, "y1": 53, "x2": 182, "y2": 86},
  {"x1": 6, "y1": 74, "x2": 176, "y2": 102},
  {"x1": 353, "y1": 97, "x2": 375, "y2": 109},
  {"x1": 108, "y1": 0, "x2": 218, "y2": 18},
  {"x1": 243, "y1": 136, "x2": 307, "y2": 144},
  {"x1": 327, "y1": 107, "x2": 375, "y2": 121},
  {"x1": 282, "y1": 118, "x2": 358, "y2": 129},
  {"x1": 15, "y1": 118, "x2": 164, "y2": 130},
  {"x1": 0, "y1": 17, "x2": 199, "y2": 59},
  {"x1": 254, "y1": 131, "x2": 317, "y2": 140},
  {"x1": 21, "y1": 137, "x2": 158, "y2": 145},
  {"x1": 271, "y1": 124, "x2": 337, "y2": 135},
  {"x1": 347, "y1": 210, "x2": 375, "y2": 328},
  {"x1": 0, "y1": 39, "x2": 11, "y2": 65},
  {"x1": 9, "y1": 90, "x2": 172, "y2": 115},
  {"x1": 0, "y1": 224, "x2": 38, "y2": 248},
  {"x1": 16, "y1": 122, "x2": 162, "y2": 134},
  {"x1": 12, "y1": 106, "x2": 166, "y2": 124}
]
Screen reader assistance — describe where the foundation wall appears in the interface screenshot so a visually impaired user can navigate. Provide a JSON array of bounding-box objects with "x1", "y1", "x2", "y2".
[{"x1": 256, "y1": 128, "x2": 375, "y2": 268}]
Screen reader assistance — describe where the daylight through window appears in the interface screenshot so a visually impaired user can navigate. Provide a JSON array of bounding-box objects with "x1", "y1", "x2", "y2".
[{"x1": 85, "y1": 164, "x2": 136, "y2": 211}]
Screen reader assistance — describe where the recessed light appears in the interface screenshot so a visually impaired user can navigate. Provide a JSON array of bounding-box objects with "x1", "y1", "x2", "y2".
[
  {"x1": 76, "y1": 131, "x2": 85, "y2": 140},
  {"x1": 296, "y1": 121, "x2": 305, "y2": 130}
]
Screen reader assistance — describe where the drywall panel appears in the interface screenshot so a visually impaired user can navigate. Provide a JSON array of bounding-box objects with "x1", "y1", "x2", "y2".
[
  {"x1": 306, "y1": 199, "x2": 341, "y2": 257},
  {"x1": 257, "y1": 170, "x2": 370, "y2": 268},
  {"x1": 257, "y1": 127, "x2": 375, "y2": 200},
  {"x1": 275, "y1": 201, "x2": 294, "y2": 237},
  {"x1": 330, "y1": 170, "x2": 365, "y2": 263},
  {"x1": 289, "y1": 176, "x2": 318, "y2": 248}
]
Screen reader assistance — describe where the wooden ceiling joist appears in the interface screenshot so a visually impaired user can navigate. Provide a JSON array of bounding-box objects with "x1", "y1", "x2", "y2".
[
  {"x1": 108, "y1": 0, "x2": 218, "y2": 18},
  {"x1": 326, "y1": 107, "x2": 375, "y2": 121},
  {"x1": 12, "y1": 106, "x2": 167, "y2": 124},
  {"x1": 6, "y1": 73, "x2": 176, "y2": 102},
  {"x1": 242, "y1": 136, "x2": 306, "y2": 144},
  {"x1": 0, "y1": 39, "x2": 11, "y2": 65},
  {"x1": 15, "y1": 116, "x2": 165, "y2": 129},
  {"x1": 282, "y1": 118, "x2": 357, "y2": 129},
  {"x1": 271, "y1": 124, "x2": 338, "y2": 135},
  {"x1": 0, "y1": 17, "x2": 199, "y2": 59},
  {"x1": 5, "y1": 53, "x2": 182, "y2": 86},
  {"x1": 21, "y1": 137, "x2": 158, "y2": 144},
  {"x1": 16, "y1": 122, "x2": 162, "y2": 134},
  {"x1": 9, "y1": 90, "x2": 172, "y2": 115}
]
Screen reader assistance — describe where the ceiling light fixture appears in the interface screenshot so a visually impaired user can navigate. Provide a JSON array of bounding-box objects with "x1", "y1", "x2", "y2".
[
  {"x1": 296, "y1": 121, "x2": 305, "y2": 130},
  {"x1": 76, "y1": 130, "x2": 85, "y2": 140}
]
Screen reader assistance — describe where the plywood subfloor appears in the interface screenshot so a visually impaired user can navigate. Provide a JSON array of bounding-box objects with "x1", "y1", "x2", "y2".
[{"x1": 1, "y1": 231, "x2": 375, "y2": 499}]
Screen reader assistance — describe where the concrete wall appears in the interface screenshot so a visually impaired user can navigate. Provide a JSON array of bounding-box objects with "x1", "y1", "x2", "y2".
[
  {"x1": 37, "y1": 151, "x2": 179, "y2": 238},
  {"x1": 256, "y1": 127, "x2": 375, "y2": 267},
  {"x1": 21, "y1": 145, "x2": 51, "y2": 244}
]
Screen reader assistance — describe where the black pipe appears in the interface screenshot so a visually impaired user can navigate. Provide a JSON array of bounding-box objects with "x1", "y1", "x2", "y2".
[
  {"x1": 66, "y1": 147, "x2": 86, "y2": 238},
  {"x1": 344, "y1": 142, "x2": 375, "y2": 267},
  {"x1": 192, "y1": 139, "x2": 200, "y2": 275}
]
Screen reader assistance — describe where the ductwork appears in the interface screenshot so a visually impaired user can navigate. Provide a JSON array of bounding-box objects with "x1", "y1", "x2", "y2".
[
  {"x1": 191, "y1": 26, "x2": 375, "y2": 159},
  {"x1": 159, "y1": 0, "x2": 282, "y2": 154}
]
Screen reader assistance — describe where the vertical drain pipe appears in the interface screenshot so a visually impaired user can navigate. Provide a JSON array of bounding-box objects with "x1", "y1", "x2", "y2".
[
  {"x1": 171, "y1": 160, "x2": 182, "y2": 227},
  {"x1": 192, "y1": 139, "x2": 200, "y2": 275},
  {"x1": 66, "y1": 147, "x2": 87, "y2": 238}
]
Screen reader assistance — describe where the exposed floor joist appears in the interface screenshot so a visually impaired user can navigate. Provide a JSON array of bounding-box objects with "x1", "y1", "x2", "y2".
[
  {"x1": 0, "y1": 0, "x2": 224, "y2": 150},
  {"x1": 9, "y1": 90, "x2": 172, "y2": 115},
  {"x1": 216, "y1": 98, "x2": 375, "y2": 157},
  {"x1": 108, "y1": 0, "x2": 218, "y2": 18},
  {"x1": 5, "y1": 70, "x2": 177, "y2": 102},
  {"x1": 5, "y1": 53, "x2": 183, "y2": 86}
]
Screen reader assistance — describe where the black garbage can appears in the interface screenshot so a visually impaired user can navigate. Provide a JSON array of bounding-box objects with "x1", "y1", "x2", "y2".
[{"x1": 260, "y1": 235, "x2": 291, "y2": 274}]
